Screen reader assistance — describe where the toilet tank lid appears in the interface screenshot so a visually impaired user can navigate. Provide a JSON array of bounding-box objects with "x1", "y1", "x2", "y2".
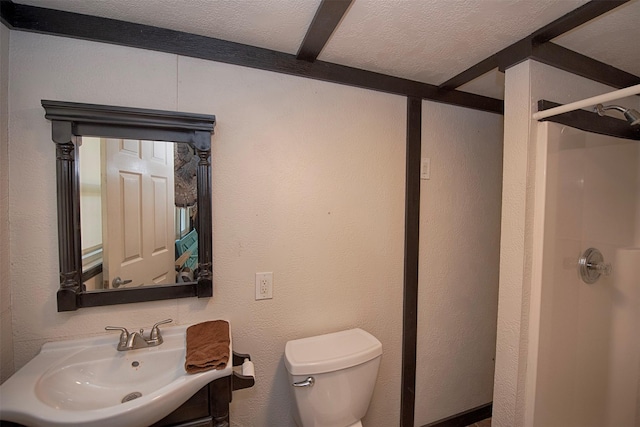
[{"x1": 284, "y1": 328, "x2": 382, "y2": 375}]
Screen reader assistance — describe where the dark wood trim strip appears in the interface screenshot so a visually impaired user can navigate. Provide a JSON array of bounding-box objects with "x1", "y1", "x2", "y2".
[
  {"x1": 79, "y1": 284, "x2": 198, "y2": 307},
  {"x1": 530, "y1": 0, "x2": 628, "y2": 43},
  {"x1": 438, "y1": 58, "x2": 500, "y2": 93},
  {"x1": 42, "y1": 100, "x2": 216, "y2": 132},
  {"x1": 495, "y1": 39, "x2": 534, "y2": 72},
  {"x1": 439, "y1": 40, "x2": 534, "y2": 90},
  {"x1": 439, "y1": 0, "x2": 630, "y2": 90},
  {"x1": 401, "y1": 97, "x2": 421, "y2": 427},
  {"x1": 5, "y1": 3, "x2": 502, "y2": 114},
  {"x1": 296, "y1": 0, "x2": 353, "y2": 62},
  {"x1": 531, "y1": 43, "x2": 640, "y2": 89},
  {"x1": 0, "y1": 0, "x2": 15, "y2": 28},
  {"x1": 422, "y1": 403, "x2": 492, "y2": 427},
  {"x1": 537, "y1": 100, "x2": 640, "y2": 140}
]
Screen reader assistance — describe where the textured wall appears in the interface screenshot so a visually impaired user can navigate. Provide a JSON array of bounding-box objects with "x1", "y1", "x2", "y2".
[
  {"x1": 494, "y1": 60, "x2": 532, "y2": 427},
  {"x1": 8, "y1": 31, "x2": 406, "y2": 426},
  {"x1": 414, "y1": 101, "x2": 503, "y2": 425},
  {"x1": 494, "y1": 60, "x2": 638, "y2": 427},
  {"x1": 0, "y1": 22, "x2": 13, "y2": 384}
]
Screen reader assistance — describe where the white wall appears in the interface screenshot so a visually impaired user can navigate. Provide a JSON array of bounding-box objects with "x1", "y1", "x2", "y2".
[
  {"x1": 0, "y1": 22, "x2": 13, "y2": 384},
  {"x1": 414, "y1": 101, "x2": 503, "y2": 425},
  {"x1": 8, "y1": 31, "x2": 406, "y2": 426},
  {"x1": 494, "y1": 59, "x2": 640, "y2": 427}
]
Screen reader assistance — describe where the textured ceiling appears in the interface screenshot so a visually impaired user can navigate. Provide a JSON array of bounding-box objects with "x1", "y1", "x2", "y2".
[
  {"x1": 18, "y1": 0, "x2": 321, "y2": 54},
  {"x1": 15, "y1": 0, "x2": 640, "y2": 100},
  {"x1": 553, "y1": 0, "x2": 640, "y2": 76},
  {"x1": 318, "y1": 0, "x2": 588, "y2": 85}
]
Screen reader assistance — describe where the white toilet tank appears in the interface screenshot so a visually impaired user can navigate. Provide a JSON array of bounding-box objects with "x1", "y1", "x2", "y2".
[{"x1": 284, "y1": 328, "x2": 382, "y2": 427}]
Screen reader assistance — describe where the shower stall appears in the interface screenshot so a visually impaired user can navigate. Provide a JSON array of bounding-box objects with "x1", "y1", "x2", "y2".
[{"x1": 528, "y1": 87, "x2": 640, "y2": 427}]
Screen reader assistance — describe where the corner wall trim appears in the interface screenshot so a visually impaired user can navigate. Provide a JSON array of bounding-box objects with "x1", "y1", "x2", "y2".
[
  {"x1": 2, "y1": 2, "x2": 503, "y2": 115},
  {"x1": 401, "y1": 96, "x2": 421, "y2": 427},
  {"x1": 422, "y1": 403, "x2": 492, "y2": 427}
]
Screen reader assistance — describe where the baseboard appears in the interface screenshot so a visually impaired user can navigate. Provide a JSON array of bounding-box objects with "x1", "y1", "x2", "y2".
[{"x1": 422, "y1": 402, "x2": 492, "y2": 427}]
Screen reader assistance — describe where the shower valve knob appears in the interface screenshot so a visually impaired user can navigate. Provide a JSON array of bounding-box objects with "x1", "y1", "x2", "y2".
[{"x1": 578, "y1": 248, "x2": 612, "y2": 284}]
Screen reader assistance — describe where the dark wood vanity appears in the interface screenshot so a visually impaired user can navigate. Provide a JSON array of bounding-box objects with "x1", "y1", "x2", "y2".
[
  {"x1": 153, "y1": 352, "x2": 255, "y2": 427},
  {"x1": 151, "y1": 376, "x2": 229, "y2": 427}
]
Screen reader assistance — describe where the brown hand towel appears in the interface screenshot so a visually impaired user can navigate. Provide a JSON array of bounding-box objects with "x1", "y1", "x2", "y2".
[{"x1": 185, "y1": 320, "x2": 230, "y2": 374}]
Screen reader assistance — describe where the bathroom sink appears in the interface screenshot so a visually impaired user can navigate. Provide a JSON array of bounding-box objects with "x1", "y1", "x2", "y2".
[{"x1": 0, "y1": 323, "x2": 233, "y2": 427}]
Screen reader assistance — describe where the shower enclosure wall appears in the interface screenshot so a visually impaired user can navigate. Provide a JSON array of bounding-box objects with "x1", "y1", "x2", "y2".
[{"x1": 531, "y1": 121, "x2": 640, "y2": 427}]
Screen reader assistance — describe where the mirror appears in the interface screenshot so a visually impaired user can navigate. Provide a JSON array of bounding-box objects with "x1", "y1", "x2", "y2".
[
  {"x1": 42, "y1": 100, "x2": 216, "y2": 312},
  {"x1": 78, "y1": 138, "x2": 199, "y2": 291}
]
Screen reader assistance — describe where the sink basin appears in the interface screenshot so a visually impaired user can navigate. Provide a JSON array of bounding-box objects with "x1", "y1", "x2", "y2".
[{"x1": 0, "y1": 323, "x2": 233, "y2": 427}]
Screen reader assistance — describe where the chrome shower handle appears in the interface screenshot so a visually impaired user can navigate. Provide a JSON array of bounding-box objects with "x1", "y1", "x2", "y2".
[
  {"x1": 579, "y1": 248, "x2": 612, "y2": 284},
  {"x1": 292, "y1": 377, "x2": 315, "y2": 387}
]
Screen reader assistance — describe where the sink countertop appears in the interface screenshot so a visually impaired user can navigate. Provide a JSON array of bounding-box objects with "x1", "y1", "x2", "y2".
[{"x1": 0, "y1": 323, "x2": 233, "y2": 427}]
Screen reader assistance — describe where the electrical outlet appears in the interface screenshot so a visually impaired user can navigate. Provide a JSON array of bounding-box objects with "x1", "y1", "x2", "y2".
[
  {"x1": 255, "y1": 272, "x2": 273, "y2": 300},
  {"x1": 420, "y1": 157, "x2": 431, "y2": 180}
]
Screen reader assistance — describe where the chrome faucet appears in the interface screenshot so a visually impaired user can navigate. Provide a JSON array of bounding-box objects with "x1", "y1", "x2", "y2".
[{"x1": 105, "y1": 319, "x2": 173, "y2": 351}]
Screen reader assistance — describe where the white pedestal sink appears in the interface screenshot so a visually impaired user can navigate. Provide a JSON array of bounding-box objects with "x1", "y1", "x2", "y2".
[{"x1": 0, "y1": 323, "x2": 233, "y2": 427}]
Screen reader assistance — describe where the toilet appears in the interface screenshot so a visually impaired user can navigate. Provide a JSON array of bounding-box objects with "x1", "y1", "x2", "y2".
[{"x1": 284, "y1": 328, "x2": 382, "y2": 427}]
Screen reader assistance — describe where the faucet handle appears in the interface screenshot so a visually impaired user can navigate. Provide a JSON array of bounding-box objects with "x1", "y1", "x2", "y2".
[
  {"x1": 150, "y1": 319, "x2": 173, "y2": 341},
  {"x1": 105, "y1": 326, "x2": 129, "y2": 347}
]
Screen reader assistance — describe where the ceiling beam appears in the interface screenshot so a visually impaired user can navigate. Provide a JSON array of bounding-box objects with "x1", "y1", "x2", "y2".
[
  {"x1": 0, "y1": 0, "x2": 15, "y2": 28},
  {"x1": 438, "y1": 0, "x2": 631, "y2": 91},
  {"x1": 531, "y1": 42, "x2": 640, "y2": 89},
  {"x1": 529, "y1": 0, "x2": 629, "y2": 43},
  {"x1": 4, "y1": 3, "x2": 503, "y2": 114},
  {"x1": 297, "y1": 0, "x2": 353, "y2": 62}
]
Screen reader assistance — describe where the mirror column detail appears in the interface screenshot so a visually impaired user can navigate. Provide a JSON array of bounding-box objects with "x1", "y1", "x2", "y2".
[
  {"x1": 52, "y1": 121, "x2": 82, "y2": 310},
  {"x1": 195, "y1": 130, "x2": 213, "y2": 298}
]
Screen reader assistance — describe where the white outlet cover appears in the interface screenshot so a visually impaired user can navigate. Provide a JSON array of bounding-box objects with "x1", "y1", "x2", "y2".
[
  {"x1": 420, "y1": 158, "x2": 430, "y2": 180},
  {"x1": 255, "y1": 272, "x2": 273, "y2": 300}
]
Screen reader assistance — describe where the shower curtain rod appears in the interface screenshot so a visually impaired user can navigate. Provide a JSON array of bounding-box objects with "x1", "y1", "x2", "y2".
[{"x1": 532, "y1": 84, "x2": 640, "y2": 121}]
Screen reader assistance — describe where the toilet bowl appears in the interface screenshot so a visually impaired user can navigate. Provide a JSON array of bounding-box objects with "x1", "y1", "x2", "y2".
[{"x1": 284, "y1": 328, "x2": 382, "y2": 427}]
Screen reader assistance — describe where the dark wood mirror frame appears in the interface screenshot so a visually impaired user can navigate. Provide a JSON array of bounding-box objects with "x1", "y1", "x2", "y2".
[{"x1": 42, "y1": 100, "x2": 216, "y2": 312}]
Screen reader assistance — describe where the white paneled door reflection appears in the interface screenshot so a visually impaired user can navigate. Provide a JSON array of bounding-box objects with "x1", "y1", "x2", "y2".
[{"x1": 103, "y1": 139, "x2": 175, "y2": 288}]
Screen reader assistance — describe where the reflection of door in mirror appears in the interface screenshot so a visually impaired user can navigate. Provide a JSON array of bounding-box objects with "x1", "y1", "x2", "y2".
[
  {"x1": 79, "y1": 138, "x2": 177, "y2": 290},
  {"x1": 104, "y1": 138, "x2": 175, "y2": 289}
]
